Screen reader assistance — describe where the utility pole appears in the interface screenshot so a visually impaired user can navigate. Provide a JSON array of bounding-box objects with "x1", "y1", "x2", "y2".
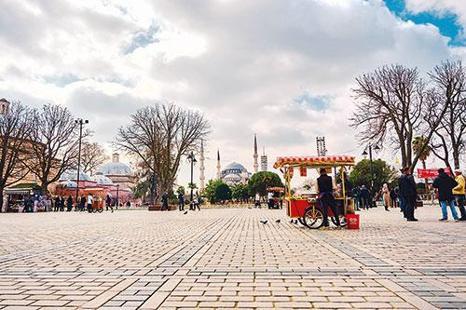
[{"x1": 74, "y1": 118, "x2": 88, "y2": 207}]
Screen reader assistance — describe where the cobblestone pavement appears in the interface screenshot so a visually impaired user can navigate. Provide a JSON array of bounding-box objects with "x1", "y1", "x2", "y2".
[{"x1": 0, "y1": 206, "x2": 465, "y2": 309}]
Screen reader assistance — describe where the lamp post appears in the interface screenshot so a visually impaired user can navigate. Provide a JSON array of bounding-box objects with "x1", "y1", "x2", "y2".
[
  {"x1": 116, "y1": 184, "x2": 120, "y2": 208},
  {"x1": 362, "y1": 144, "x2": 380, "y2": 207},
  {"x1": 74, "y1": 119, "x2": 88, "y2": 208},
  {"x1": 187, "y1": 152, "x2": 197, "y2": 209}
]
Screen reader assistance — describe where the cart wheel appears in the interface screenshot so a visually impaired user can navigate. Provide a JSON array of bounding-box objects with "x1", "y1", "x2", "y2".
[
  {"x1": 98, "y1": 208, "x2": 103, "y2": 213},
  {"x1": 303, "y1": 207, "x2": 324, "y2": 229},
  {"x1": 331, "y1": 215, "x2": 347, "y2": 227}
]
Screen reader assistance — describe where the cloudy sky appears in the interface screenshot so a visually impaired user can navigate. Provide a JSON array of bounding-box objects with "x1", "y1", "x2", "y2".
[{"x1": 1, "y1": 0, "x2": 465, "y2": 184}]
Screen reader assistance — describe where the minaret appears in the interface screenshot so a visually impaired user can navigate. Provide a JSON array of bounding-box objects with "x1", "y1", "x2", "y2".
[
  {"x1": 0, "y1": 98, "x2": 10, "y2": 115},
  {"x1": 216, "y1": 149, "x2": 221, "y2": 180},
  {"x1": 199, "y1": 140, "x2": 205, "y2": 192},
  {"x1": 253, "y1": 134, "x2": 259, "y2": 173}
]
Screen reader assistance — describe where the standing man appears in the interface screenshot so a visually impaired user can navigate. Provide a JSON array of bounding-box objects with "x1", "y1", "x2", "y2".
[
  {"x1": 398, "y1": 167, "x2": 418, "y2": 221},
  {"x1": 453, "y1": 170, "x2": 466, "y2": 221},
  {"x1": 105, "y1": 194, "x2": 113, "y2": 213},
  {"x1": 433, "y1": 168, "x2": 459, "y2": 221},
  {"x1": 317, "y1": 168, "x2": 340, "y2": 228},
  {"x1": 161, "y1": 192, "x2": 169, "y2": 211},
  {"x1": 87, "y1": 193, "x2": 93, "y2": 213},
  {"x1": 178, "y1": 191, "x2": 185, "y2": 211},
  {"x1": 359, "y1": 185, "x2": 370, "y2": 210}
]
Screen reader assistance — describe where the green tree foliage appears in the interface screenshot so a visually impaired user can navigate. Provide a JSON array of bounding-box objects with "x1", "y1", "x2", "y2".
[
  {"x1": 204, "y1": 179, "x2": 233, "y2": 203},
  {"x1": 349, "y1": 159, "x2": 397, "y2": 193},
  {"x1": 132, "y1": 180, "x2": 150, "y2": 199},
  {"x1": 215, "y1": 183, "x2": 231, "y2": 202},
  {"x1": 248, "y1": 171, "x2": 284, "y2": 197},
  {"x1": 176, "y1": 186, "x2": 185, "y2": 195},
  {"x1": 231, "y1": 183, "x2": 249, "y2": 201}
]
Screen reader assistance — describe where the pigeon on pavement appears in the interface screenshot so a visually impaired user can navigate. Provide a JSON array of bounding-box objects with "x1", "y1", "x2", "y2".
[
  {"x1": 275, "y1": 219, "x2": 281, "y2": 223},
  {"x1": 260, "y1": 220, "x2": 268, "y2": 224},
  {"x1": 183, "y1": 211, "x2": 188, "y2": 215}
]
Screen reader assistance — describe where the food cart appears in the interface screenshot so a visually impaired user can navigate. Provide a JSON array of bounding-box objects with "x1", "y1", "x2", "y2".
[
  {"x1": 273, "y1": 155, "x2": 357, "y2": 229},
  {"x1": 266, "y1": 187, "x2": 285, "y2": 209}
]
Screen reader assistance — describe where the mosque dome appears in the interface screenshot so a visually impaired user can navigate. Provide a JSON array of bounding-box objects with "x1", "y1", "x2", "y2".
[
  {"x1": 221, "y1": 162, "x2": 247, "y2": 176},
  {"x1": 91, "y1": 174, "x2": 114, "y2": 185},
  {"x1": 59, "y1": 170, "x2": 92, "y2": 182},
  {"x1": 59, "y1": 180, "x2": 77, "y2": 188},
  {"x1": 98, "y1": 152, "x2": 133, "y2": 176},
  {"x1": 223, "y1": 173, "x2": 242, "y2": 184}
]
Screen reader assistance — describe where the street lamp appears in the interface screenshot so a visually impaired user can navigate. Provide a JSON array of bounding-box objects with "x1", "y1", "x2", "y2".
[
  {"x1": 187, "y1": 152, "x2": 197, "y2": 209},
  {"x1": 116, "y1": 184, "x2": 120, "y2": 208},
  {"x1": 362, "y1": 144, "x2": 380, "y2": 206},
  {"x1": 74, "y1": 119, "x2": 88, "y2": 208}
]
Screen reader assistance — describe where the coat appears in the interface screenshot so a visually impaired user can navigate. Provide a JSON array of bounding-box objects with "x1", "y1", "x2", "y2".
[
  {"x1": 433, "y1": 172, "x2": 457, "y2": 202},
  {"x1": 398, "y1": 174, "x2": 417, "y2": 202},
  {"x1": 453, "y1": 175, "x2": 465, "y2": 195}
]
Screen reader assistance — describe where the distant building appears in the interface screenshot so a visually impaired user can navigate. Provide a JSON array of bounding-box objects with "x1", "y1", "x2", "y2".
[
  {"x1": 97, "y1": 153, "x2": 136, "y2": 191},
  {"x1": 261, "y1": 148, "x2": 268, "y2": 172},
  {"x1": 220, "y1": 162, "x2": 250, "y2": 186}
]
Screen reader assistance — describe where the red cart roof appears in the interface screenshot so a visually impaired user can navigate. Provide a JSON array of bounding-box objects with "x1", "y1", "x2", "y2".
[{"x1": 273, "y1": 155, "x2": 355, "y2": 169}]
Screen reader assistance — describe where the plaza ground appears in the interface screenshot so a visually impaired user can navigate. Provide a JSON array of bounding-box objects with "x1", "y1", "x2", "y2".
[{"x1": 0, "y1": 206, "x2": 465, "y2": 309}]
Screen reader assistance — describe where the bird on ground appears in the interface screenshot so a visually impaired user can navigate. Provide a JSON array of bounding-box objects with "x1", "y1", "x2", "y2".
[
  {"x1": 260, "y1": 220, "x2": 268, "y2": 224},
  {"x1": 183, "y1": 211, "x2": 188, "y2": 215},
  {"x1": 275, "y1": 219, "x2": 281, "y2": 223}
]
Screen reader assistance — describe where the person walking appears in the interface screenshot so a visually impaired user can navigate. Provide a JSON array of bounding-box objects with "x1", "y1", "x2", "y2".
[
  {"x1": 79, "y1": 195, "x2": 86, "y2": 211},
  {"x1": 54, "y1": 196, "x2": 60, "y2": 212},
  {"x1": 453, "y1": 170, "x2": 466, "y2": 221},
  {"x1": 178, "y1": 192, "x2": 185, "y2": 211},
  {"x1": 398, "y1": 167, "x2": 418, "y2": 221},
  {"x1": 254, "y1": 193, "x2": 261, "y2": 208},
  {"x1": 433, "y1": 168, "x2": 459, "y2": 221},
  {"x1": 161, "y1": 192, "x2": 169, "y2": 211},
  {"x1": 382, "y1": 183, "x2": 391, "y2": 211},
  {"x1": 66, "y1": 196, "x2": 73, "y2": 212},
  {"x1": 317, "y1": 168, "x2": 340, "y2": 228},
  {"x1": 87, "y1": 193, "x2": 93, "y2": 213},
  {"x1": 351, "y1": 186, "x2": 361, "y2": 211},
  {"x1": 360, "y1": 185, "x2": 370, "y2": 210},
  {"x1": 390, "y1": 187, "x2": 398, "y2": 208},
  {"x1": 105, "y1": 194, "x2": 113, "y2": 212}
]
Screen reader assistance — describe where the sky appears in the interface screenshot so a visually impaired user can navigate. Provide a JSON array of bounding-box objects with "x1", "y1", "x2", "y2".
[{"x1": 1, "y1": 0, "x2": 466, "y2": 186}]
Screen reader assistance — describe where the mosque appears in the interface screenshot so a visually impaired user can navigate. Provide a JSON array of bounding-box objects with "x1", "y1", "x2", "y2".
[{"x1": 199, "y1": 135, "x2": 268, "y2": 188}]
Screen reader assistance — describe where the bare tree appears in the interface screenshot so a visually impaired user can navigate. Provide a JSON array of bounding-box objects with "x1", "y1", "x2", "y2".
[
  {"x1": 115, "y1": 102, "x2": 209, "y2": 204},
  {"x1": 26, "y1": 104, "x2": 82, "y2": 193},
  {"x1": 351, "y1": 64, "x2": 449, "y2": 170},
  {"x1": 80, "y1": 142, "x2": 109, "y2": 175},
  {"x1": 0, "y1": 101, "x2": 33, "y2": 211},
  {"x1": 428, "y1": 60, "x2": 466, "y2": 170}
]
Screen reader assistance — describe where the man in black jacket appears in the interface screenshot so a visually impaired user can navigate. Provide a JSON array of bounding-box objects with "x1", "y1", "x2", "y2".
[
  {"x1": 398, "y1": 167, "x2": 418, "y2": 221},
  {"x1": 317, "y1": 168, "x2": 340, "y2": 228},
  {"x1": 433, "y1": 168, "x2": 459, "y2": 221}
]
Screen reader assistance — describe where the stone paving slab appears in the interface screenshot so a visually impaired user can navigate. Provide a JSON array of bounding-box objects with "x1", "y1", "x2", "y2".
[{"x1": 0, "y1": 206, "x2": 465, "y2": 309}]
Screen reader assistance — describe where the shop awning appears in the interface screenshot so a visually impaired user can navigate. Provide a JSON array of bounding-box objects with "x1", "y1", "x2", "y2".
[
  {"x1": 273, "y1": 155, "x2": 355, "y2": 169},
  {"x1": 4, "y1": 183, "x2": 41, "y2": 195}
]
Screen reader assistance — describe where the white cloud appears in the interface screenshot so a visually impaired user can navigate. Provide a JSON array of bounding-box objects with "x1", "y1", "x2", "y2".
[
  {"x1": 405, "y1": 0, "x2": 466, "y2": 26},
  {"x1": 0, "y1": 0, "x2": 456, "y2": 185}
]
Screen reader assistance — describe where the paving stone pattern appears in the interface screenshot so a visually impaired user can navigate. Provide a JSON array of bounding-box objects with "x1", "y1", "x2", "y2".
[{"x1": 0, "y1": 206, "x2": 465, "y2": 309}]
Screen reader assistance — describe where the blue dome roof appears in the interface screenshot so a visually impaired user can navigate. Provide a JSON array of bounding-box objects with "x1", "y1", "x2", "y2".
[
  {"x1": 91, "y1": 174, "x2": 114, "y2": 185},
  {"x1": 223, "y1": 162, "x2": 247, "y2": 172},
  {"x1": 98, "y1": 162, "x2": 132, "y2": 176},
  {"x1": 59, "y1": 170, "x2": 92, "y2": 182}
]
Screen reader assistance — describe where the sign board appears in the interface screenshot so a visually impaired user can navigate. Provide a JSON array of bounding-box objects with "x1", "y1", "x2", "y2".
[{"x1": 417, "y1": 168, "x2": 451, "y2": 179}]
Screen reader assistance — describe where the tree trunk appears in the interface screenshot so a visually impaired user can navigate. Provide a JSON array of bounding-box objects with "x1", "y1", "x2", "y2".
[
  {"x1": 422, "y1": 160, "x2": 428, "y2": 195},
  {"x1": 0, "y1": 192, "x2": 4, "y2": 213},
  {"x1": 453, "y1": 149, "x2": 460, "y2": 170}
]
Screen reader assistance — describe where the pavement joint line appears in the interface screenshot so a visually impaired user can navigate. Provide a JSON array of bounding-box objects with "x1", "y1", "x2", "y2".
[
  {"x1": 81, "y1": 278, "x2": 137, "y2": 309},
  {"x1": 138, "y1": 278, "x2": 182, "y2": 309}
]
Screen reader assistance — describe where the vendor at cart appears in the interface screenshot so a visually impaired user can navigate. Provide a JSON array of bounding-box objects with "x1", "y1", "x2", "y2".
[{"x1": 317, "y1": 168, "x2": 340, "y2": 227}]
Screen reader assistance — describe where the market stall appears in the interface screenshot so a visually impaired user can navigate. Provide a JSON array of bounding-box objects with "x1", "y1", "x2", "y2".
[{"x1": 273, "y1": 155, "x2": 358, "y2": 229}]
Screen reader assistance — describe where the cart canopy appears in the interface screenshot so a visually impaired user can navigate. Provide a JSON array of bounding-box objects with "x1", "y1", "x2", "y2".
[{"x1": 273, "y1": 155, "x2": 355, "y2": 169}]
